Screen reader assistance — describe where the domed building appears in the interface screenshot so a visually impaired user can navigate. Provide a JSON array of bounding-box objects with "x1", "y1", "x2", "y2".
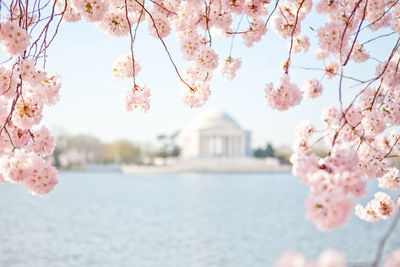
[
  {"x1": 178, "y1": 110, "x2": 251, "y2": 159},
  {"x1": 121, "y1": 109, "x2": 287, "y2": 173}
]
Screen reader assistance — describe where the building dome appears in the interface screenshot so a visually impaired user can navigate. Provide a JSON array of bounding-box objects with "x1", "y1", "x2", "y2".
[{"x1": 181, "y1": 109, "x2": 241, "y2": 135}]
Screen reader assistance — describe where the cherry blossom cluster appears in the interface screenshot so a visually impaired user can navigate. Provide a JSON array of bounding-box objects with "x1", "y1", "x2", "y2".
[
  {"x1": 0, "y1": 150, "x2": 57, "y2": 195},
  {"x1": 0, "y1": 0, "x2": 64, "y2": 195},
  {"x1": 264, "y1": 0, "x2": 400, "y2": 233},
  {"x1": 355, "y1": 192, "x2": 398, "y2": 222},
  {"x1": 291, "y1": 105, "x2": 400, "y2": 230},
  {"x1": 112, "y1": 53, "x2": 141, "y2": 81},
  {"x1": 265, "y1": 75, "x2": 303, "y2": 111},
  {"x1": 291, "y1": 143, "x2": 366, "y2": 230},
  {"x1": 217, "y1": 57, "x2": 242, "y2": 81},
  {"x1": 0, "y1": 20, "x2": 31, "y2": 56},
  {"x1": 274, "y1": 248, "x2": 400, "y2": 267},
  {"x1": 122, "y1": 84, "x2": 151, "y2": 112},
  {"x1": 0, "y1": 59, "x2": 59, "y2": 195},
  {"x1": 290, "y1": 45, "x2": 400, "y2": 230},
  {"x1": 302, "y1": 78, "x2": 323, "y2": 99}
]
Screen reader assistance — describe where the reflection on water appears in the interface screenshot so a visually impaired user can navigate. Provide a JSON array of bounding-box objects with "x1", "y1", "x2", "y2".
[{"x1": 0, "y1": 172, "x2": 399, "y2": 267}]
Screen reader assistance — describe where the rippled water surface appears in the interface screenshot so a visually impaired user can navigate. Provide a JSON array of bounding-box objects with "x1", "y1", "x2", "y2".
[{"x1": 0, "y1": 172, "x2": 399, "y2": 267}]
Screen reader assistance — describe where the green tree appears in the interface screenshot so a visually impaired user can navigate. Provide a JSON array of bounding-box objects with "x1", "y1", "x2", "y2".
[
  {"x1": 254, "y1": 143, "x2": 275, "y2": 158},
  {"x1": 155, "y1": 131, "x2": 181, "y2": 158},
  {"x1": 265, "y1": 143, "x2": 275, "y2": 158}
]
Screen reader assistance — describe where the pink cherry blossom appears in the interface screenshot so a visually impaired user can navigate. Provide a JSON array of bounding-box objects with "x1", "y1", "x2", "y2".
[
  {"x1": 378, "y1": 167, "x2": 400, "y2": 191},
  {"x1": 316, "y1": 249, "x2": 347, "y2": 267},
  {"x1": 71, "y1": 0, "x2": 108, "y2": 22},
  {"x1": 274, "y1": 249, "x2": 347, "y2": 267},
  {"x1": 0, "y1": 20, "x2": 31, "y2": 56},
  {"x1": 27, "y1": 126, "x2": 55, "y2": 156},
  {"x1": 265, "y1": 75, "x2": 303, "y2": 111},
  {"x1": 0, "y1": 150, "x2": 30, "y2": 183},
  {"x1": 54, "y1": 0, "x2": 81, "y2": 22},
  {"x1": 147, "y1": 11, "x2": 171, "y2": 39},
  {"x1": 302, "y1": 79, "x2": 323, "y2": 99},
  {"x1": 23, "y1": 154, "x2": 58, "y2": 196},
  {"x1": 217, "y1": 57, "x2": 242, "y2": 80},
  {"x1": 98, "y1": 8, "x2": 131, "y2": 36},
  {"x1": 122, "y1": 84, "x2": 151, "y2": 113},
  {"x1": 306, "y1": 183, "x2": 353, "y2": 231},
  {"x1": 273, "y1": 251, "x2": 314, "y2": 267},
  {"x1": 384, "y1": 249, "x2": 400, "y2": 267},
  {"x1": 350, "y1": 41, "x2": 370, "y2": 63},
  {"x1": 178, "y1": 30, "x2": 205, "y2": 61},
  {"x1": 193, "y1": 46, "x2": 219, "y2": 72},
  {"x1": 110, "y1": 0, "x2": 145, "y2": 13},
  {"x1": 181, "y1": 81, "x2": 211, "y2": 108},
  {"x1": 12, "y1": 93, "x2": 43, "y2": 130},
  {"x1": 0, "y1": 65, "x2": 18, "y2": 98},
  {"x1": 324, "y1": 62, "x2": 339, "y2": 79},
  {"x1": 392, "y1": 5, "x2": 400, "y2": 34},
  {"x1": 112, "y1": 53, "x2": 141, "y2": 81},
  {"x1": 291, "y1": 36, "x2": 310, "y2": 53},
  {"x1": 242, "y1": 17, "x2": 268, "y2": 47},
  {"x1": 0, "y1": 173, "x2": 6, "y2": 184},
  {"x1": 317, "y1": 22, "x2": 349, "y2": 56},
  {"x1": 355, "y1": 192, "x2": 396, "y2": 222},
  {"x1": 315, "y1": 48, "x2": 330, "y2": 60}
]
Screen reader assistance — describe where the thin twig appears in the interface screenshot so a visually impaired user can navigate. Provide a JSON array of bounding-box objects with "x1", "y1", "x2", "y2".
[{"x1": 371, "y1": 211, "x2": 400, "y2": 267}]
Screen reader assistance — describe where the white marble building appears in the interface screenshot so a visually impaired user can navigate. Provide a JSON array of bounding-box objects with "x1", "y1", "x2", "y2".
[{"x1": 178, "y1": 110, "x2": 251, "y2": 159}]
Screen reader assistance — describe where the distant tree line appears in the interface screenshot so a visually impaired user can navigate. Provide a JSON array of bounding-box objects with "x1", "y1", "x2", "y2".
[{"x1": 52, "y1": 135, "x2": 143, "y2": 169}]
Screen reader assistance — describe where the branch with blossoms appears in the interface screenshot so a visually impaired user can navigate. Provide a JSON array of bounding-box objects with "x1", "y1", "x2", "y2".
[
  {"x1": 283, "y1": 1, "x2": 400, "y2": 238},
  {"x1": 0, "y1": 0, "x2": 64, "y2": 194}
]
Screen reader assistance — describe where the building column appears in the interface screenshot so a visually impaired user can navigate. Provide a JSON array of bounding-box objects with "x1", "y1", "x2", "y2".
[
  {"x1": 199, "y1": 135, "x2": 202, "y2": 156},
  {"x1": 240, "y1": 135, "x2": 245, "y2": 157},
  {"x1": 224, "y1": 136, "x2": 228, "y2": 157},
  {"x1": 211, "y1": 136, "x2": 215, "y2": 157},
  {"x1": 236, "y1": 136, "x2": 241, "y2": 157},
  {"x1": 205, "y1": 136, "x2": 209, "y2": 157},
  {"x1": 201, "y1": 135, "x2": 205, "y2": 156},
  {"x1": 208, "y1": 136, "x2": 212, "y2": 156},
  {"x1": 231, "y1": 136, "x2": 236, "y2": 157},
  {"x1": 218, "y1": 135, "x2": 222, "y2": 157},
  {"x1": 240, "y1": 136, "x2": 244, "y2": 156},
  {"x1": 227, "y1": 136, "x2": 232, "y2": 156},
  {"x1": 221, "y1": 136, "x2": 225, "y2": 157}
]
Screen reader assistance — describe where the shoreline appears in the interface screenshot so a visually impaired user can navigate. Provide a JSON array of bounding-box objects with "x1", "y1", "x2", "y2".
[{"x1": 121, "y1": 158, "x2": 292, "y2": 174}]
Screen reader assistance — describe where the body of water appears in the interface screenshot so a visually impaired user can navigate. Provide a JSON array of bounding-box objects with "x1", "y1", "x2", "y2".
[{"x1": 0, "y1": 172, "x2": 399, "y2": 267}]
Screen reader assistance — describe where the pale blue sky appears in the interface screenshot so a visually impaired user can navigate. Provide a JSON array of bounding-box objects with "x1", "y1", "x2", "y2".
[{"x1": 32, "y1": 8, "x2": 395, "y2": 148}]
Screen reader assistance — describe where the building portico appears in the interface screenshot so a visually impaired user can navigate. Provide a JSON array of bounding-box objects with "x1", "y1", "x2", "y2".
[{"x1": 179, "y1": 110, "x2": 251, "y2": 159}]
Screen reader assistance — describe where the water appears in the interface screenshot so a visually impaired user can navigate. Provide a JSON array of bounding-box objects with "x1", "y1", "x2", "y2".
[{"x1": 0, "y1": 172, "x2": 399, "y2": 267}]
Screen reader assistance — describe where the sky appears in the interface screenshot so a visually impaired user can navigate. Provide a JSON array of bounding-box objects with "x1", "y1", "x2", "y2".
[{"x1": 31, "y1": 4, "x2": 397, "y2": 148}]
